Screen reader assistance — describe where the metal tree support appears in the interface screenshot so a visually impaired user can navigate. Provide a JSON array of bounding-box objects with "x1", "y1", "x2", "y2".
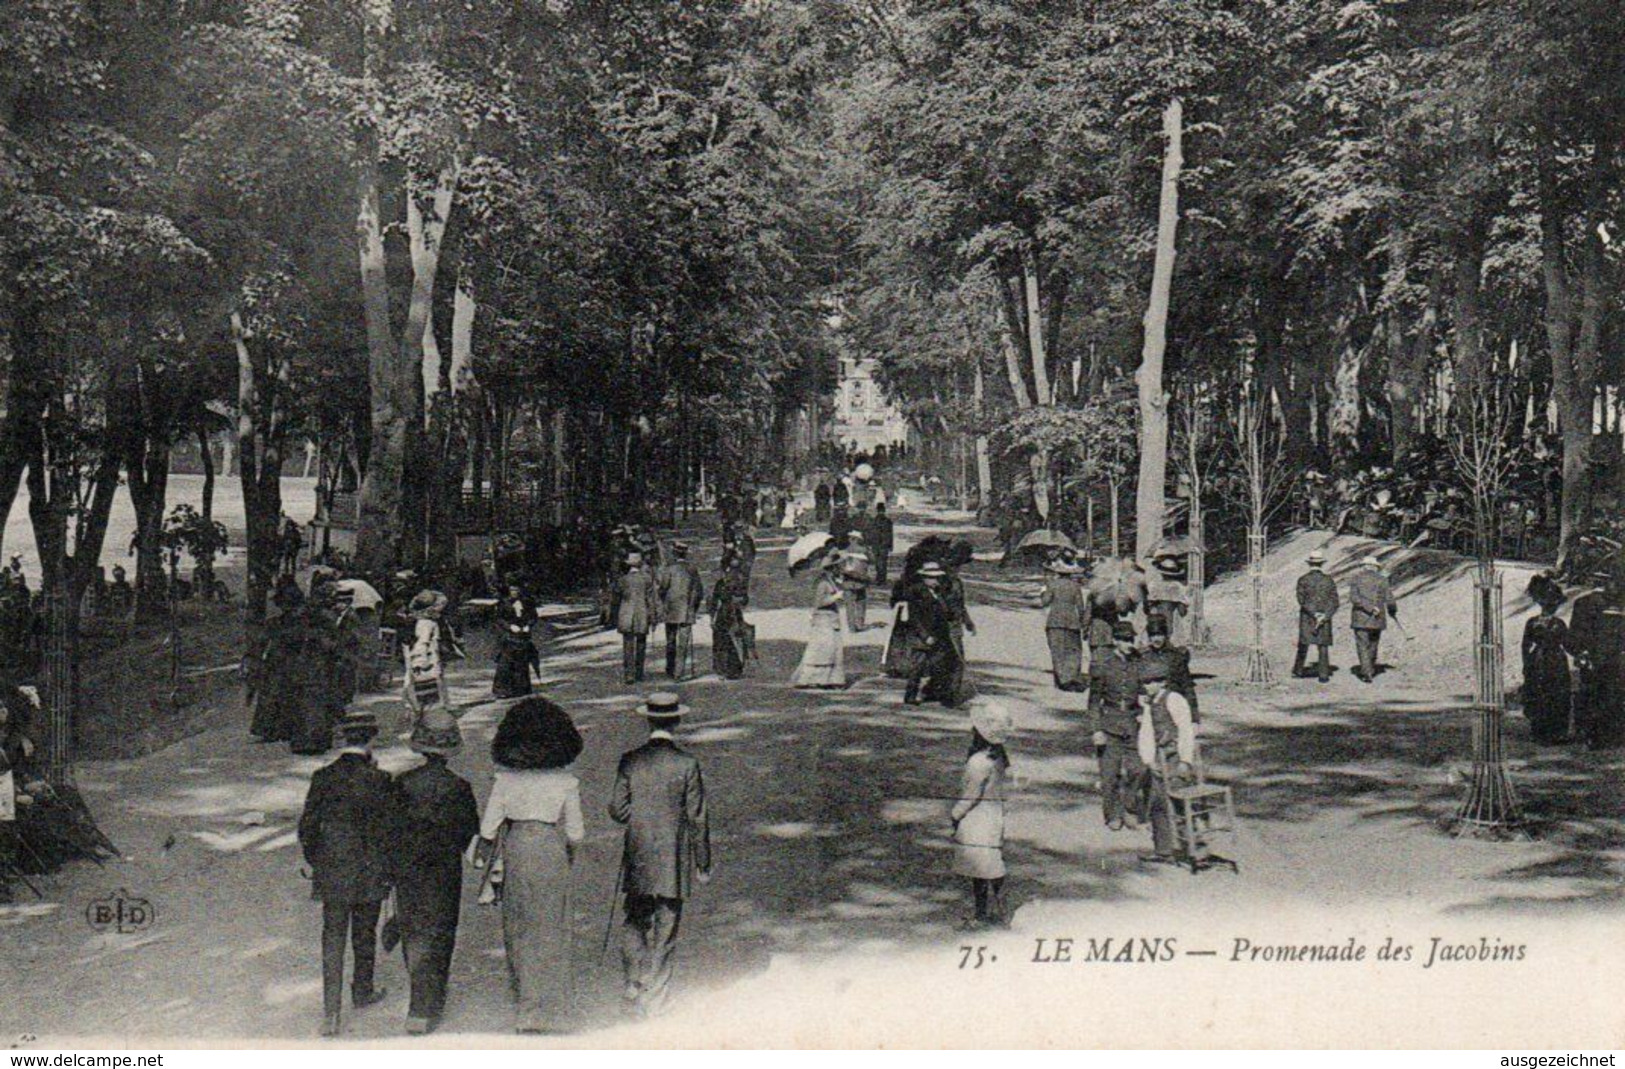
[
  {"x1": 1454, "y1": 564, "x2": 1521, "y2": 833},
  {"x1": 43, "y1": 588, "x2": 73, "y2": 787},
  {"x1": 1243, "y1": 528, "x2": 1273, "y2": 683},
  {"x1": 1188, "y1": 506, "x2": 1212, "y2": 648}
]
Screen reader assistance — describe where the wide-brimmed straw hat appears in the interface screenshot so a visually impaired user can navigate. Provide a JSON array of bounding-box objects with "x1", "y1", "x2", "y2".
[
  {"x1": 639, "y1": 692, "x2": 687, "y2": 721},
  {"x1": 969, "y1": 699, "x2": 1014, "y2": 745},
  {"x1": 1306, "y1": 550, "x2": 1327, "y2": 566},
  {"x1": 918, "y1": 561, "x2": 946, "y2": 578},
  {"x1": 410, "y1": 708, "x2": 462, "y2": 755}
]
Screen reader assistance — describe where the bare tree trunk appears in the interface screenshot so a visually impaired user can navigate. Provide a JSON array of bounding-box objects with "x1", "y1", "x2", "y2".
[
  {"x1": 973, "y1": 359, "x2": 992, "y2": 509},
  {"x1": 198, "y1": 426, "x2": 215, "y2": 524},
  {"x1": 1135, "y1": 98, "x2": 1181, "y2": 563},
  {"x1": 234, "y1": 312, "x2": 286, "y2": 633}
]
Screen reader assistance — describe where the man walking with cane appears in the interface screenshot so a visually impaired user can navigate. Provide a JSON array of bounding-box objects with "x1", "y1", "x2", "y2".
[
  {"x1": 609, "y1": 693, "x2": 712, "y2": 1018},
  {"x1": 1293, "y1": 550, "x2": 1338, "y2": 683}
]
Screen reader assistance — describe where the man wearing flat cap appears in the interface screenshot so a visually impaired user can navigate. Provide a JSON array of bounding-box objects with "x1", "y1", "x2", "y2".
[
  {"x1": 657, "y1": 543, "x2": 705, "y2": 682},
  {"x1": 1348, "y1": 556, "x2": 1397, "y2": 683},
  {"x1": 1293, "y1": 550, "x2": 1339, "y2": 683},
  {"x1": 609, "y1": 693, "x2": 712, "y2": 1017},
  {"x1": 1089, "y1": 620, "x2": 1144, "y2": 832},
  {"x1": 297, "y1": 709, "x2": 404, "y2": 1037}
]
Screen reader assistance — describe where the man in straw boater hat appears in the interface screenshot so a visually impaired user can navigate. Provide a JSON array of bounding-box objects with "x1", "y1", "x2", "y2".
[
  {"x1": 391, "y1": 709, "x2": 479, "y2": 1034},
  {"x1": 1293, "y1": 549, "x2": 1340, "y2": 683},
  {"x1": 608, "y1": 693, "x2": 712, "y2": 1018},
  {"x1": 297, "y1": 708, "x2": 404, "y2": 1037},
  {"x1": 1040, "y1": 553, "x2": 1089, "y2": 692},
  {"x1": 1348, "y1": 555, "x2": 1397, "y2": 683}
]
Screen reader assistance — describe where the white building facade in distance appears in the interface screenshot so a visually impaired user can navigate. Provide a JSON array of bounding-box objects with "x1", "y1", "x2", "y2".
[{"x1": 831, "y1": 356, "x2": 909, "y2": 452}]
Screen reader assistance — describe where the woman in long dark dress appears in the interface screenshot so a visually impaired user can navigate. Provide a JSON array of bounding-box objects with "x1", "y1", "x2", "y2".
[
  {"x1": 393, "y1": 709, "x2": 480, "y2": 1034},
  {"x1": 1522, "y1": 574, "x2": 1572, "y2": 744},
  {"x1": 478, "y1": 697, "x2": 585, "y2": 1033},
  {"x1": 710, "y1": 555, "x2": 750, "y2": 680},
  {"x1": 492, "y1": 585, "x2": 539, "y2": 699}
]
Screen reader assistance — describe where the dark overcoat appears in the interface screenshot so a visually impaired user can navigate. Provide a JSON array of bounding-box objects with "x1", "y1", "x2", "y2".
[
  {"x1": 608, "y1": 738, "x2": 711, "y2": 900},
  {"x1": 297, "y1": 752, "x2": 403, "y2": 903},
  {"x1": 1296, "y1": 570, "x2": 1339, "y2": 645},
  {"x1": 393, "y1": 760, "x2": 479, "y2": 940}
]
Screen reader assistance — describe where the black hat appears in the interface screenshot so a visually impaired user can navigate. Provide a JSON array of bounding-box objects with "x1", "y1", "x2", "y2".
[
  {"x1": 1111, "y1": 620, "x2": 1137, "y2": 642},
  {"x1": 1527, "y1": 573, "x2": 1566, "y2": 610},
  {"x1": 492, "y1": 697, "x2": 583, "y2": 770}
]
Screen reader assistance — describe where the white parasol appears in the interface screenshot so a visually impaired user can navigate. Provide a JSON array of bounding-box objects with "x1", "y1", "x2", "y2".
[
  {"x1": 334, "y1": 578, "x2": 383, "y2": 610},
  {"x1": 787, "y1": 531, "x2": 836, "y2": 573}
]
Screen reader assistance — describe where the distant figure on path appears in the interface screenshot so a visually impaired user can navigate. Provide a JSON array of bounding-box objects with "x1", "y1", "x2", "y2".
[
  {"x1": 900, "y1": 561, "x2": 958, "y2": 706},
  {"x1": 814, "y1": 481, "x2": 832, "y2": 523},
  {"x1": 869, "y1": 502, "x2": 895, "y2": 584},
  {"x1": 1040, "y1": 555, "x2": 1088, "y2": 692},
  {"x1": 492, "y1": 584, "x2": 539, "y2": 699},
  {"x1": 297, "y1": 710, "x2": 401, "y2": 1038},
  {"x1": 1348, "y1": 556, "x2": 1397, "y2": 683},
  {"x1": 1293, "y1": 550, "x2": 1339, "y2": 683},
  {"x1": 839, "y1": 531, "x2": 875, "y2": 632},
  {"x1": 1521, "y1": 573, "x2": 1572, "y2": 745},
  {"x1": 657, "y1": 543, "x2": 704, "y2": 682},
  {"x1": 609, "y1": 693, "x2": 712, "y2": 1019},
  {"x1": 1089, "y1": 620, "x2": 1143, "y2": 833},
  {"x1": 709, "y1": 552, "x2": 751, "y2": 680},
  {"x1": 616, "y1": 552, "x2": 659, "y2": 685},
  {"x1": 791, "y1": 553, "x2": 847, "y2": 689}
]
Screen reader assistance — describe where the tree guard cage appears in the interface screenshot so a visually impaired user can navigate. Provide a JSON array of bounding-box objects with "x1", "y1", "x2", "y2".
[
  {"x1": 1454, "y1": 563, "x2": 1521, "y2": 832},
  {"x1": 1243, "y1": 528, "x2": 1273, "y2": 683},
  {"x1": 43, "y1": 588, "x2": 72, "y2": 787}
]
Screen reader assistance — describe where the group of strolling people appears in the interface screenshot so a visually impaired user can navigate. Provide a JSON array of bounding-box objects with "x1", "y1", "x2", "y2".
[{"x1": 297, "y1": 692, "x2": 710, "y2": 1037}]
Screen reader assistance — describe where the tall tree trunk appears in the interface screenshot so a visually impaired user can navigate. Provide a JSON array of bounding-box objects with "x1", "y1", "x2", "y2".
[
  {"x1": 1135, "y1": 98, "x2": 1181, "y2": 563},
  {"x1": 1451, "y1": 219, "x2": 1489, "y2": 398},
  {"x1": 1537, "y1": 146, "x2": 1604, "y2": 569},
  {"x1": 353, "y1": 150, "x2": 403, "y2": 572},
  {"x1": 234, "y1": 313, "x2": 285, "y2": 633},
  {"x1": 973, "y1": 359, "x2": 992, "y2": 509},
  {"x1": 198, "y1": 426, "x2": 216, "y2": 524},
  {"x1": 126, "y1": 441, "x2": 171, "y2": 619}
]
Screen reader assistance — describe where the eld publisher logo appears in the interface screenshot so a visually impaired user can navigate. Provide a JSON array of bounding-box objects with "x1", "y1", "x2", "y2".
[{"x1": 85, "y1": 889, "x2": 155, "y2": 933}]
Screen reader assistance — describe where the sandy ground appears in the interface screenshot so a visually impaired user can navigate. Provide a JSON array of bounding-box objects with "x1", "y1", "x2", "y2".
[
  {"x1": 2, "y1": 504, "x2": 1622, "y2": 1047},
  {"x1": 2, "y1": 475, "x2": 319, "y2": 586}
]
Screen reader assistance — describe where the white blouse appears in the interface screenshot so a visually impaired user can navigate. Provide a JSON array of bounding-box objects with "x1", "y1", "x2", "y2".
[{"x1": 480, "y1": 769, "x2": 585, "y2": 842}]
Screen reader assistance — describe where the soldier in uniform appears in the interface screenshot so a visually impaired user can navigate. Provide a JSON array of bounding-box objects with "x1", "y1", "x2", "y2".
[
  {"x1": 1293, "y1": 550, "x2": 1339, "y2": 683},
  {"x1": 1348, "y1": 556, "x2": 1397, "y2": 683},
  {"x1": 1040, "y1": 556, "x2": 1088, "y2": 692},
  {"x1": 1089, "y1": 620, "x2": 1143, "y2": 833}
]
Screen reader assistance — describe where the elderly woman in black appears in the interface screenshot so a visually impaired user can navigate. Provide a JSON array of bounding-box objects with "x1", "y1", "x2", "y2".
[
  {"x1": 477, "y1": 697, "x2": 585, "y2": 1033},
  {"x1": 492, "y1": 583, "x2": 540, "y2": 699}
]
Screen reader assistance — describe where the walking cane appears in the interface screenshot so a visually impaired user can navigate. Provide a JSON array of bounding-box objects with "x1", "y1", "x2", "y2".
[{"x1": 600, "y1": 850, "x2": 624, "y2": 960}]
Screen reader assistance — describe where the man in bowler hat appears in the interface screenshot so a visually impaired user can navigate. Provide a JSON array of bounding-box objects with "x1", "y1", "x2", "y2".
[
  {"x1": 609, "y1": 693, "x2": 712, "y2": 1017},
  {"x1": 297, "y1": 709, "x2": 404, "y2": 1037},
  {"x1": 392, "y1": 709, "x2": 479, "y2": 1034}
]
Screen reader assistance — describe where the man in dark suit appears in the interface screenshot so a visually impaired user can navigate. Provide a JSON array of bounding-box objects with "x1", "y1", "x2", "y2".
[
  {"x1": 1089, "y1": 620, "x2": 1143, "y2": 832},
  {"x1": 1348, "y1": 556, "x2": 1397, "y2": 682},
  {"x1": 616, "y1": 551, "x2": 658, "y2": 684},
  {"x1": 297, "y1": 709, "x2": 404, "y2": 1037},
  {"x1": 901, "y1": 562, "x2": 957, "y2": 705},
  {"x1": 1293, "y1": 550, "x2": 1339, "y2": 682},
  {"x1": 657, "y1": 543, "x2": 705, "y2": 682},
  {"x1": 869, "y1": 502, "x2": 895, "y2": 584},
  {"x1": 1140, "y1": 614, "x2": 1198, "y2": 720},
  {"x1": 392, "y1": 710, "x2": 479, "y2": 1035},
  {"x1": 609, "y1": 693, "x2": 711, "y2": 1018}
]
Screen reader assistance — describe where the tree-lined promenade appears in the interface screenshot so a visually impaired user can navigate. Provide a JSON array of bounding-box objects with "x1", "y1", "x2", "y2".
[{"x1": 2, "y1": 1, "x2": 1623, "y2": 839}]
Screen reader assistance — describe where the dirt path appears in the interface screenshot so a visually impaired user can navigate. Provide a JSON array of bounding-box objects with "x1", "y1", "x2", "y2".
[{"x1": 3, "y1": 505, "x2": 1622, "y2": 1045}]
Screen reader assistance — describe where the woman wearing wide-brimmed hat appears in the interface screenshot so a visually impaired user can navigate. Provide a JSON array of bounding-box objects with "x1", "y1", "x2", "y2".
[
  {"x1": 392, "y1": 710, "x2": 479, "y2": 1034},
  {"x1": 1521, "y1": 573, "x2": 1572, "y2": 744},
  {"x1": 402, "y1": 590, "x2": 450, "y2": 723},
  {"x1": 790, "y1": 551, "x2": 847, "y2": 689},
  {"x1": 950, "y1": 700, "x2": 1013, "y2": 928},
  {"x1": 478, "y1": 697, "x2": 585, "y2": 1033}
]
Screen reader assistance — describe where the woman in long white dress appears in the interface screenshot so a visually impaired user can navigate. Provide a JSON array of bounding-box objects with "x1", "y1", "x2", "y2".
[{"x1": 791, "y1": 554, "x2": 847, "y2": 689}]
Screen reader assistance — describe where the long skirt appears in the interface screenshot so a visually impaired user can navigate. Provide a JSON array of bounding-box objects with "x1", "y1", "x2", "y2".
[
  {"x1": 501, "y1": 821, "x2": 574, "y2": 1032},
  {"x1": 492, "y1": 633, "x2": 537, "y2": 698},
  {"x1": 713, "y1": 604, "x2": 748, "y2": 680},
  {"x1": 1522, "y1": 662, "x2": 1571, "y2": 744},
  {"x1": 883, "y1": 618, "x2": 924, "y2": 679},
  {"x1": 1046, "y1": 628, "x2": 1085, "y2": 690},
  {"x1": 791, "y1": 609, "x2": 846, "y2": 689}
]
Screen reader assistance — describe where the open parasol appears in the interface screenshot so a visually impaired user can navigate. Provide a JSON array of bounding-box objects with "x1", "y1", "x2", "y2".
[
  {"x1": 853, "y1": 462, "x2": 875, "y2": 482},
  {"x1": 334, "y1": 578, "x2": 383, "y2": 610},
  {"x1": 1015, "y1": 529, "x2": 1077, "y2": 557},
  {"x1": 787, "y1": 531, "x2": 836, "y2": 573}
]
